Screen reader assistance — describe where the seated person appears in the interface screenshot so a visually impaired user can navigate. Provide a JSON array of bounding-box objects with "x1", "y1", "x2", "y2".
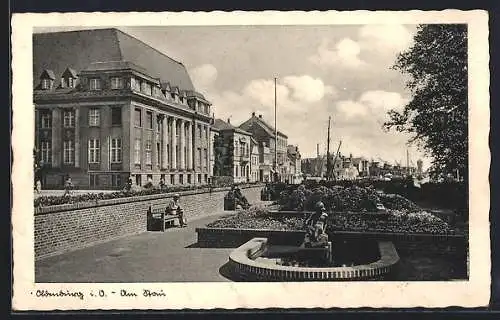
[{"x1": 167, "y1": 194, "x2": 187, "y2": 227}]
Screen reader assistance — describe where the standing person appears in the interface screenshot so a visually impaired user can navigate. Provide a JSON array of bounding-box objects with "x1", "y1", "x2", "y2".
[
  {"x1": 63, "y1": 176, "x2": 73, "y2": 197},
  {"x1": 168, "y1": 194, "x2": 187, "y2": 227},
  {"x1": 35, "y1": 179, "x2": 42, "y2": 194},
  {"x1": 125, "y1": 175, "x2": 133, "y2": 192}
]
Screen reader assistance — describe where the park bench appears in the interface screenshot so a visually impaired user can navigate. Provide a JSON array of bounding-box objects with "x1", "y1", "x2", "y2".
[{"x1": 146, "y1": 204, "x2": 181, "y2": 231}]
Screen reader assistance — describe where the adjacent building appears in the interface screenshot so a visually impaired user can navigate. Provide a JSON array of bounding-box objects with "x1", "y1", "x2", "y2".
[
  {"x1": 238, "y1": 112, "x2": 288, "y2": 182},
  {"x1": 211, "y1": 118, "x2": 253, "y2": 183},
  {"x1": 33, "y1": 28, "x2": 213, "y2": 189},
  {"x1": 286, "y1": 145, "x2": 303, "y2": 184}
]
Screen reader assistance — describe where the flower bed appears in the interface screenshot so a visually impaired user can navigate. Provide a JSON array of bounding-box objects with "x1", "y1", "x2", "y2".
[
  {"x1": 34, "y1": 181, "x2": 261, "y2": 207},
  {"x1": 207, "y1": 205, "x2": 459, "y2": 235},
  {"x1": 278, "y1": 184, "x2": 420, "y2": 212}
]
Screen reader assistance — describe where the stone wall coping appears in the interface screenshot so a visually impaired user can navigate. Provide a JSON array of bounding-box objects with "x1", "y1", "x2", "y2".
[
  {"x1": 228, "y1": 238, "x2": 400, "y2": 279},
  {"x1": 35, "y1": 184, "x2": 264, "y2": 215},
  {"x1": 196, "y1": 226, "x2": 466, "y2": 240}
]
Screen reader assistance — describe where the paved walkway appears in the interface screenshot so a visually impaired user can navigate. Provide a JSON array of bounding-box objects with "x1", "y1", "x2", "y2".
[{"x1": 36, "y1": 213, "x2": 235, "y2": 283}]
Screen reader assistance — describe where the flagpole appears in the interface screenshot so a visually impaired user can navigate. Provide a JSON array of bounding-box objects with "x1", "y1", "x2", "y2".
[{"x1": 274, "y1": 77, "x2": 278, "y2": 182}]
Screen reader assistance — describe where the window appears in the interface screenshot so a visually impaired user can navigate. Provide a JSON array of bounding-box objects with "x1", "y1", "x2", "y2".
[
  {"x1": 170, "y1": 174, "x2": 175, "y2": 185},
  {"x1": 241, "y1": 166, "x2": 244, "y2": 177},
  {"x1": 146, "y1": 111, "x2": 153, "y2": 129},
  {"x1": 156, "y1": 118, "x2": 161, "y2": 132},
  {"x1": 88, "y1": 139, "x2": 100, "y2": 163},
  {"x1": 90, "y1": 174, "x2": 99, "y2": 188},
  {"x1": 141, "y1": 82, "x2": 152, "y2": 95},
  {"x1": 197, "y1": 174, "x2": 201, "y2": 184},
  {"x1": 156, "y1": 143, "x2": 161, "y2": 166},
  {"x1": 111, "y1": 107, "x2": 122, "y2": 126},
  {"x1": 41, "y1": 112, "x2": 51, "y2": 128},
  {"x1": 134, "y1": 108, "x2": 142, "y2": 127},
  {"x1": 41, "y1": 79, "x2": 52, "y2": 90},
  {"x1": 204, "y1": 148, "x2": 208, "y2": 169},
  {"x1": 198, "y1": 125, "x2": 202, "y2": 139},
  {"x1": 204, "y1": 174, "x2": 208, "y2": 183},
  {"x1": 110, "y1": 77, "x2": 124, "y2": 89},
  {"x1": 235, "y1": 165, "x2": 239, "y2": 177},
  {"x1": 131, "y1": 77, "x2": 141, "y2": 91},
  {"x1": 179, "y1": 174, "x2": 184, "y2": 184},
  {"x1": 145, "y1": 140, "x2": 152, "y2": 165},
  {"x1": 63, "y1": 110, "x2": 75, "y2": 128},
  {"x1": 134, "y1": 138, "x2": 141, "y2": 164},
  {"x1": 40, "y1": 141, "x2": 51, "y2": 164},
  {"x1": 136, "y1": 175, "x2": 142, "y2": 186},
  {"x1": 89, "y1": 78, "x2": 101, "y2": 90},
  {"x1": 89, "y1": 109, "x2": 100, "y2": 127},
  {"x1": 110, "y1": 138, "x2": 122, "y2": 163},
  {"x1": 187, "y1": 174, "x2": 191, "y2": 184},
  {"x1": 112, "y1": 175, "x2": 122, "y2": 187},
  {"x1": 198, "y1": 148, "x2": 202, "y2": 168},
  {"x1": 68, "y1": 77, "x2": 74, "y2": 88},
  {"x1": 63, "y1": 140, "x2": 75, "y2": 165}
]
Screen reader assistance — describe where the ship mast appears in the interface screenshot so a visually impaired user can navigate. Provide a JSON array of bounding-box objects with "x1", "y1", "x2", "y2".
[{"x1": 326, "y1": 116, "x2": 332, "y2": 180}]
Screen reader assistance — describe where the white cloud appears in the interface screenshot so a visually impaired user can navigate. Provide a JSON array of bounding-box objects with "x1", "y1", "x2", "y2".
[
  {"x1": 189, "y1": 64, "x2": 218, "y2": 91},
  {"x1": 283, "y1": 75, "x2": 337, "y2": 103},
  {"x1": 358, "y1": 24, "x2": 414, "y2": 54},
  {"x1": 309, "y1": 38, "x2": 366, "y2": 69},
  {"x1": 359, "y1": 90, "x2": 409, "y2": 112},
  {"x1": 336, "y1": 100, "x2": 369, "y2": 119},
  {"x1": 335, "y1": 90, "x2": 409, "y2": 123}
]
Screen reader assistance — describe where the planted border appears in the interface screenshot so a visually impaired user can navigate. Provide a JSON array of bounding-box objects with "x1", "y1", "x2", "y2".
[{"x1": 35, "y1": 183, "x2": 264, "y2": 215}]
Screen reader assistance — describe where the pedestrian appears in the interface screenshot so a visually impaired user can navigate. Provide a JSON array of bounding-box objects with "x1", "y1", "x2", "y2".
[
  {"x1": 125, "y1": 175, "x2": 133, "y2": 192},
  {"x1": 168, "y1": 194, "x2": 187, "y2": 227},
  {"x1": 159, "y1": 177, "x2": 165, "y2": 190},
  {"x1": 35, "y1": 179, "x2": 42, "y2": 194},
  {"x1": 63, "y1": 176, "x2": 73, "y2": 197}
]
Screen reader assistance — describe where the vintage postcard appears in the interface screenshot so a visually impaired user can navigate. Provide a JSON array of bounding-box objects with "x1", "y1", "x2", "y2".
[{"x1": 11, "y1": 10, "x2": 490, "y2": 310}]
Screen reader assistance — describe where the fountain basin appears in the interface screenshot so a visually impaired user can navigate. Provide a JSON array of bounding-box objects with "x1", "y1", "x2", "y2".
[{"x1": 228, "y1": 238, "x2": 400, "y2": 281}]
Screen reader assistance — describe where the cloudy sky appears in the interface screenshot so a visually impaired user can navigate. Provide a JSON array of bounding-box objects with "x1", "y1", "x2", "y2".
[{"x1": 36, "y1": 25, "x2": 429, "y2": 168}]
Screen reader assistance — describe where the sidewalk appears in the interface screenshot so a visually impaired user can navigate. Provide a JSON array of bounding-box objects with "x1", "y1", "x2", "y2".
[{"x1": 36, "y1": 213, "x2": 235, "y2": 283}]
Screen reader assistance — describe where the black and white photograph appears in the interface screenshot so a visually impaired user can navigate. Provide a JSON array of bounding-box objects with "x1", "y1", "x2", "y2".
[{"x1": 11, "y1": 10, "x2": 490, "y2": 310}]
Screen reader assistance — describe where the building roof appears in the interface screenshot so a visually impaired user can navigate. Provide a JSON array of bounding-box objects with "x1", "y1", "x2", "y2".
[
  {"x1": 213, "y1": 118, "x2": 252, "y2": 136},
  {"x1": 33, "y1": 28, "x2": 195, "y2": 91},
  {"x1": 238, "y1": 113, "x2": 288, "y2": 139}
]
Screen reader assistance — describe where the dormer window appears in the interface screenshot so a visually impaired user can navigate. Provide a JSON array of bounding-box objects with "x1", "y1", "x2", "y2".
[
  {"x1": 41, "y1": 79, "x2": 52, "y2": 90},
  {"x1": 61, "y1": 67, "x2": 78, "y2": 88},
  {"x1": 39, "y1": 69, "x2": 55, "y2": 90},
  {"x1": 89, "y1": 78, "x2": 101, "y2": 91}
]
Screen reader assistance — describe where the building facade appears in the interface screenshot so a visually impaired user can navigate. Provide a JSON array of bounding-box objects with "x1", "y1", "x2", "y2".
[
  {"x1": 212, "y1": 118, "x2": 253, "y2": 183},
  {"x1": 238, "y1": 112, "x2": 288, "y2": 182},
  {"x1": 34, "y1": 29, "x2": 213, "y2": 189}
]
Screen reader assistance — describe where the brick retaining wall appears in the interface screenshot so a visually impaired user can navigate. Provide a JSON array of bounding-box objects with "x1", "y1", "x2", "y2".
[{"x1": 34, "y1": 185, "x2": 263, "y2": 260}]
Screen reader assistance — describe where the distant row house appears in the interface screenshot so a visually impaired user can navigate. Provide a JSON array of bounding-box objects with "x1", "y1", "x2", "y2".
[{"x1": 301, "y1": 153, "x2": 418, "y2": 180}]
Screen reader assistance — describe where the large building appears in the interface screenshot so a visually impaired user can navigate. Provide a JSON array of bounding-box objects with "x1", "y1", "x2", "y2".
[
  {"x1": 238, "y1": 112, "x2": 288, "y2": 182},
  {"x1": 33, "y1": 28, "x2": 213, "y2": 189},
  {"x1": 211, "y1": 118, "x2": 253, "y2": 183}
]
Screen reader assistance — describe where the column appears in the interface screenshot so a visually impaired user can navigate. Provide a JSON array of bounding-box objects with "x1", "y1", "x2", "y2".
[
  {"x1": 161, "y1": 116, "x2": 168, "y2": 169},
  {"x1": 205, "y1": 125, "x2": 210, "y2": 171},
  {"x1": 179, "y1": 119, "x2": 185, "y2": 170},
  {"x1": 51, "y1": 108, "x2": 61, "y2": 167},
  {"x1": 187, "y1": 122, "x2": 192, "y2": 170},
  {"x1": 171, "y1": 117, "x2": 177, "y2": 169},
  {"x1": 74, "y1": 108, "x2": 80, "y2": 167}
]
